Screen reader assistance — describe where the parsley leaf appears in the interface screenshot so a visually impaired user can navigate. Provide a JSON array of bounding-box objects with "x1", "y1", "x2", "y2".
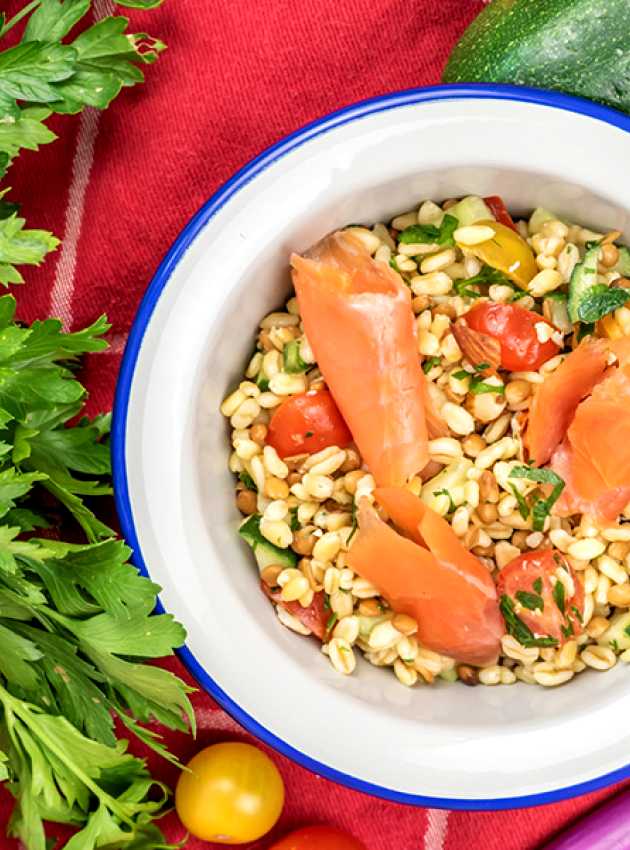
[
  {"x1": 435, "y1": 488, "x2": 456, "y2": 513},
  {"x1": 399, "y1": 214, "x2": 459, "y2": 247},
  {"x1": 423, "y1": 356, "x2": 441, "y2": 374},
  {"x1": 509, "y1": 466, "x2": 565, "y2": 532},
  {"x1": 533, "y1": 577, "x2": 543, "y2": 595},
  {"x1": 500, "y1": 595, "x2": 558, "y2": 648},
  {"x1": 515, "y1": 590, "x2": 544, "y2": 611},
  {"x1": 239, "y1": 470, "x2": 257, "y2": 491},
  {"x1": 454, "y1": 264, "x2": 508, "y2": 298},
  {"x1": 0, "y1": 294, "x2": 192, "y2": 850},
  {"x1": 553, "y1": 580, "x2": 566, "y2": 614},
  {"x1": 509, "y1": 483, "x2": 530, "y2": 521}
]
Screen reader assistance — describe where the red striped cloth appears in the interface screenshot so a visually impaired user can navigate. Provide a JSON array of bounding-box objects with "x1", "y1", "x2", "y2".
[{"x1": 1, "y1": 1, "x2": 626, "y2": 847}]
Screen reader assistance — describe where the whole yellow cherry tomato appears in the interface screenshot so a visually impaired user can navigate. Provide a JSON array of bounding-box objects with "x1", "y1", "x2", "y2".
[
  {"x1": 459, "y1": 219, "x2": 538, "y2": 288},
  {"x1": 175, "y1": 742, "x2": 284, "y2": 844}
]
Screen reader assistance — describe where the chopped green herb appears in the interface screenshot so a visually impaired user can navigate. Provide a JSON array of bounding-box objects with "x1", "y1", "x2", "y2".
[
  {"x1": 347, "y1": 498, "x2": 358, "y2": 544},
  {"x1": 576, "y1": 322, "x2": 595, "y2": 342},
  {"x1": 509, "y1": 466, "x2": 565, "y2": 532},
  {"x1": 455, "y1": 265, "x2": 508, "y2": 299},
  {"x1": 509, "y1": 287, "x2": 529, "y2": 301},
  {"x1": 562, "y1": 622, "x2": 575, "y2": 639},
  {"x1": 533, "y1": 577, "x2": 543, "y2": 595},
  {"x1": 475, "y1": 362, "x2": 490, "y2": 371},
  {"x1": 454, "y1": 280, "x2": 482, "y2": 299},
  {"x1": 423, "y1": 356, "x2": 441, "y2": 374},
  {"x1": 435, "y1": 488, "x2": 456, "y2": 514},
  {"x1": 584, "y1": 239, "x2": 602, "y2": 251},
  {"x1": 577, "y1": 286, "x2": 630, "y2": 324},
  {"x1": 572, "y1": 605, "x2": 584, "y2": 625},
  {"x1": 239, "y1": 471, "x2": 257, "y2": 491},
  {"x1": 389, "y1": 256, "x2": 400, "y2": 273},
  {"x1": 289, "y1": 507, "x2": 300, "y2": 532},
  {"x1": 624, "y1": 624, "x2": 630, "y2": 638},
  {"x1": 398, "y1": 214, "x2": 459, "y2": 247},
  {"x1": 500, "y1": 595, "x2": 559, "y2": 648},
  {"x1": 323, "y1": 595, "x2": 331, "y2": 611},
  {"x1": 305, "y1": 430, "x2": 314, "y2": 438},
  {"x1": 610, "y1": 638, "x2": 620, "y2": 652},
  {"x1": 452, "y1": 369, "x2": 471, "y2": 381},
  {"x1": 256, "y1": 372, "x2": 270, "y2": 391},
  {"x1": 515, "y1": 590, "x2": 544, "y2": 611},
  {"x1": 326, "y1": 612, "x2": 338, "y2": 633},
  {"x1": 469, "y1": 378, "x2": 505, "y2": 395},
  {"x1": 509, "y1": 483, "x2": 530, "y2": 521},
  {"x1": 553, "y1": 580, "x2": 566, "y2": 614}
]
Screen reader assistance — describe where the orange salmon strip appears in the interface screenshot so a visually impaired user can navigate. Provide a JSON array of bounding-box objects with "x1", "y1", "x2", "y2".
[
  {"x1": 291, "y1": 231, "x2": 429, "y2": 487},
  {"x1": 347, "y1": 491, "x2": 503, "y2": 666}
]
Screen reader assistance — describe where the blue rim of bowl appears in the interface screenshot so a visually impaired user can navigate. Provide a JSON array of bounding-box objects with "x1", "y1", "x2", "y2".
[{"x1": 112, "y1": 83, "x2": 630, "y2": 810}]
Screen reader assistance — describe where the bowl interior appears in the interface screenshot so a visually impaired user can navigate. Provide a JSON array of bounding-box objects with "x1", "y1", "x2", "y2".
[{"x1": 118, "y1": 91, "x2": 630, "y2": 805}]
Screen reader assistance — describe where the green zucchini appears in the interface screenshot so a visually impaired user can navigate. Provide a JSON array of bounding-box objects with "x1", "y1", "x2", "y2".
[
  {"x1": 239, "y1": 514, "x2": 297, "y2": 572},
  {"x1": 283, "y1": 340, "x2": 307, "y2": 374},
  {"x1": 448, "y1": 196, "x2": 494, "y2": 227},
  {"x1": 443, "y1": 0, "x2": 630, "y2": 116},
  {"x1": 567, "y1": 244, "x2": 600, "y2": 324}
]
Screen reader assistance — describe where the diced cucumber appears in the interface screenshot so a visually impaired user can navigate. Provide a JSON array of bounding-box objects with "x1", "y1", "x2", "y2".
[
  {"x1": 439, "y1": 667, "x2": 458, "y2": 683},
  {"x1": 528, "y1": 207, "x2": 556, "y2": 235},
  {"x1": 282, "y1": 340, "x2": 307, "y2": 374},
  {"x1": 614, "y1": 245, "x2": 630, "y2": 277},
  {"x1": 358, "y1": 614, "x2": 390, "y2": 639},
  {"x1": 567, "y1": 244, "x2": 600, "y2": 323},
  {"x1": 256, "y1": 371, "x2": 270, "y2": 392},
  {"x1": 598, "y1": 610, "x2": 630, "y2": 652},
  {"x1": 448, "y1": 195, "x2": 494, "y2": 227},
  {"x1": 239, "y1": 514, "x2": 297, "y2": 573}
]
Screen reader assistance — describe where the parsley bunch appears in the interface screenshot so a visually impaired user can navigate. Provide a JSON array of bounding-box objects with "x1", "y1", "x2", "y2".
[
  {"x1": 0, "y1": 294, "x2": 193, "y2": 850},
  {"x1": 0, "y1": 5, "x2": 193, "y2": 849},
  {"x1": 0, "y1": 0, "x2": 165, "y2": 284}
]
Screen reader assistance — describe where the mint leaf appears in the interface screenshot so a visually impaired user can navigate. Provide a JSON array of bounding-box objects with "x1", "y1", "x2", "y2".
[
  {"x1": 500, "y1": 595, "x2": 558, "y2": 648},
  {"x1": 577, "y1": 286, "x2": 630, "y2": 324}
]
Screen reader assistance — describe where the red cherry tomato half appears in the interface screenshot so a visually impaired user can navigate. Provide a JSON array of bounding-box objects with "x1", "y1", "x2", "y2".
[
  {"x1": 497, "y1": 549, "x2": 584, "y2": 644},
  {"x1": 266, "y1": 390, "x2": 352, "y2": 458},
  {"x1": 269, "y1": 825, "x2": 367, "y2": 850},
  {"x1": 261, "y1": 583, "x2": 328, "y2": 640},
  {"x1": 464, "y1": 302, "x2": 560, "y2": 372},
  {"x1": 484, "y1": 195, "x2": 517, "y2": 232}
]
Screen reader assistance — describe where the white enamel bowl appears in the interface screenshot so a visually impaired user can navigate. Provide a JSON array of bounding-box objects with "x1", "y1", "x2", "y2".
[{"x1": 112, "y1": 84, "x2": 630, "y2": 809}]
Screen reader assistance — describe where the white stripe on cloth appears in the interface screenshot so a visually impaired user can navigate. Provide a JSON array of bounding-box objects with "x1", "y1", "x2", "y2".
[
  {"x1": 424, "y1": 809, "x2": 450, "y2": 850},
  {"x1": 48, "y1": 0, "x2": 116, "y2": 327}
]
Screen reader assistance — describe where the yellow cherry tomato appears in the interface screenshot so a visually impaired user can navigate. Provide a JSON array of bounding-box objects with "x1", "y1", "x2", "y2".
[
  {"x1": 459, "y1": 219, "x2": 538, "y2": 288},
  {"x1": 175, "y1": 742, "x2": 284, "y2": 844}
]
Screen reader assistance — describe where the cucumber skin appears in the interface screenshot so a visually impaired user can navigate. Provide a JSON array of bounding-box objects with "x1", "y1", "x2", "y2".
[
  {"x1": 443, "y1": 0, "x2": 630, "y2": 116},
  {"x1": 567, "y1": 244, "x2": 600, "y2": 324}
]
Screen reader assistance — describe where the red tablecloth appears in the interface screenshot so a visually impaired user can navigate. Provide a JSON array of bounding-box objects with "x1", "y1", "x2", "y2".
[{"x1": 1, "y1": 0, "x2": 626, "y2": 847}]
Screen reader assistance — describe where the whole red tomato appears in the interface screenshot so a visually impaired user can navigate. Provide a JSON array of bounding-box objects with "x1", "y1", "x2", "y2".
[
  {"x1": 266, "y1": 390, "x2": 352, "y2": 458},
  {"x1": 269, "y1": 825, "x2": 366, "y2": 850}
]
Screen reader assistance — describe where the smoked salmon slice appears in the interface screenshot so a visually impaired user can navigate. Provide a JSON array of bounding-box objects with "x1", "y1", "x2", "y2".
[
  {"x1": 568, "y1": 362, "x2": 630, "y2": 491},
  {"x1": 291, "y1": 231, "x2": 429, "y2": 487},
  {"x1": 525, "y1": 338, "x2": 609, "y2": 466},
  {"x1": 347, "y1": 489, "x2": 503, "y2": 665},
  {"x1": 551, "y1": 439, "x2": 630, "y2": 524}
]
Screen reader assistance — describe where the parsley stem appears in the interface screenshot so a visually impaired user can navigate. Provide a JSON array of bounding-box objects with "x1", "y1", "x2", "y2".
[
  {"x1": 0, "y1": 1, "x2": 41, "y2": 38},
  {"x1": 0, "y1": 682, "x2": 135, "y2": 825}
]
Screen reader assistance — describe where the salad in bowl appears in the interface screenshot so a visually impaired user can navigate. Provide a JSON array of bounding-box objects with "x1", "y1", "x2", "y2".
[{"x1": 222, "y1": 194, "x2": 630, "y2": 691}]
